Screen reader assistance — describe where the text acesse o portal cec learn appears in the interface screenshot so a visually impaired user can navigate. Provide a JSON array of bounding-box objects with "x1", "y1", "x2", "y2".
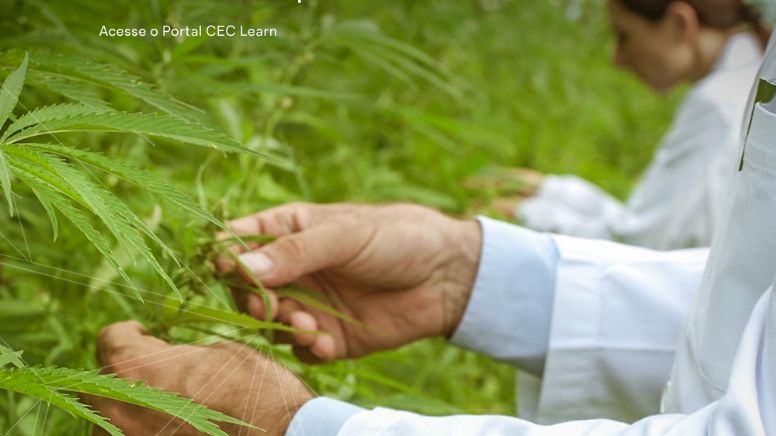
[{"x1": 99, "y1": 25, "x2": 278, "y2": 38}]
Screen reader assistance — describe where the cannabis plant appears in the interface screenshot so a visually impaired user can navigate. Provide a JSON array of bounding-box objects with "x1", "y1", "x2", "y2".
[{"x1": 0, "y1": 51, "x2": 288, "y2": 434}]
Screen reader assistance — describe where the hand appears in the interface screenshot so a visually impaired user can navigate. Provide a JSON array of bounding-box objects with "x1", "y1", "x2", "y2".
[
  {"x1": 89, "y1": 321, "x2": 312, "y2": 436},
  {"x1": 490, "y1": 195, "x2": 528, "y2": 218},
  {"x1": 463, "y1": 167, "x2": 544, "y2": 197},
  {"x1": 216, "y1": 203, "x2": 482, "y2": 363},
  {"x1": 464, "y1": 167, "x2": 544, "y2": 217}
]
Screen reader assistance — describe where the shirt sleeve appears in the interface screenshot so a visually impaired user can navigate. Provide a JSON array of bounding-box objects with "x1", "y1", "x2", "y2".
[
  {"x1": 333, "y1": 286, "x2": 776, "y2": 435},
  {"x1": 285, "y1": 397, "x2": 365, "y2": 436},
  {"x1": 448, "y1": 216, "x2": 559, "y2": 376},
  {"x1": 533, "y1": 236, "x2": 708, "y2": 423},
  {"x1": 518, "y1": 92, "x2": 737, "y2": 250},
  {"x1": 447, "y1": 218, "x2": 708, "y2": 422}
]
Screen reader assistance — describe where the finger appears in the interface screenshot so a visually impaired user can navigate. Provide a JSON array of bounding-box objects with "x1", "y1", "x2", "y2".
[
  {"x1": 228, "y1": 203, "x2": 363, "y2": 237},
  {"x1": 310, "y1": 334, "x2": 338, "y2": 362},
  {"x1": 228, "y1": 203, "x2": 314, "y2": 237},
  {"x1": 269, "y1": 299, "x2": 305, "y2": 345},
  {"x1": 275, "y1": 298, "x2": 302, "y2": 345},
  {"x1": 216, "y1": 203, "x2": 367, "y2": 275},
  {"x1": 96, "y1": 321, "x2": 169, "y2": 368},
  {"x1": 277, "y1": 301, "x2": 338, "y2": 361},
  {"x1": 213, "y1": 239, "x2": 260, "y2": 276},
  {"x1": 276, "y1": 298, "x2": 303, "y2": 320},
  {"x1": 283, "y1": 331, "x2": 339, "y2": 363},
  {"x1": 214, "y1": 255, "x2": 235, "y2": 276},
  {"x1": 215, "y1": 203, "x2": 315, "y2": 275},
  {"x1": 98, "y1": 320, "x2": 147, "y2": 344},
  {"x1": 490, "y1": 195, "x2": 522, "y2": 217},
  {"x1": 237, "y1": 215, "x2": 369, "y2": 288},
  {"x1": 515, "y1": 168, "x2": 544, "y2": 195},
  {"x1": 96, "y1": 321, "x2": 147, "y2": 365},
  {"x1": 288, "y1": 311, "x2": 318, "y2": 346},
  {"x1": 227, "y1": 272, "x2": 268, "y2": 309},
  {"x1": 246, "y1": 291, "x2": 279, "y2": 320}
]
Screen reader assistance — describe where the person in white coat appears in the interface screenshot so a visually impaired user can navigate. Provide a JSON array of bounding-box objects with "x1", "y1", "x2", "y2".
[
  {"x1": 501, "y1": 0, "x2": 769, "y2": 250},
  {"x1": 87, "y1": 11, "x2": 776, "y2": 436}
]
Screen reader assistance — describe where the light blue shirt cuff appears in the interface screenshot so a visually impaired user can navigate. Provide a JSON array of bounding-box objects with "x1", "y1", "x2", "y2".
[
  {"x1": 285, "y1": 397, "x2": 365, "y2": 436},
  {"x1": 449, "y1": 216, "x2": 559, "y2": 375}
]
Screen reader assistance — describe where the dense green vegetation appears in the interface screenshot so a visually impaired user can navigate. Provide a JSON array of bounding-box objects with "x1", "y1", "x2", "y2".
[{"x1": 0, "y1": 0, "x2": 679, "y2": 433}]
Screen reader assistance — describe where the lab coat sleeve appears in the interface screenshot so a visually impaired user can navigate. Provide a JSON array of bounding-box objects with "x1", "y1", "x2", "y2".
[
  {"x1": 518, "y1": 94, "x2": 735, "y2": 250},
  {"x1": 286, "y1": 397, "x2": 364, "y2": 436},
  {"x1": 447, "y1": 217, "x2": 707, "y2": 422},
  {"x1": 532, "y1": 235, "x2": 708, "y2": 423},
  {"x1": 448, "y1": 216, "x2": 559, "y2": 376},
  {"x1": 335, "y1": 285, "x2": 776, "y2": 435}
]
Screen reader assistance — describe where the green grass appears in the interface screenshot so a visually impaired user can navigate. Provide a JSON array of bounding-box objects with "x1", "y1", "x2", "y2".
[{"x1": 0, "y1": 0, "x2": 679, "y2": 432}]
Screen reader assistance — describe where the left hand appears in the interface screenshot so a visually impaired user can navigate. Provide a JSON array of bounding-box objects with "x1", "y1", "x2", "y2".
[
  {"x1": 463, "y1": 168, "x2": 544, "y2": 217},
  {"x1": 88, "y1": 321, "x2": 313, "y2": 436},
  {"x1": 463, "y1": 167, "x2": 544, "y2": 197}
]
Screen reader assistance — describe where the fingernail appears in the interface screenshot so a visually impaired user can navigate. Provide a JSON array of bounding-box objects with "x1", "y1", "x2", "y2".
[{"x1": 239, "y1": 252, "x2": 274, "y2": 277}]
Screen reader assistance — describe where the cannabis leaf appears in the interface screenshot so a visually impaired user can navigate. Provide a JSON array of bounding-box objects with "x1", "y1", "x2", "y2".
[
  {"x1": 0, "y1": 52, "x2": 27, "y2": 215},
  {"x1": 0, "y1": 49, "x2": 203, "y2": 123},
  {"x1": 0, "y1": 344, "x2": 24, "y2": 368},
  {"x1": 0, "y1": 54, "x2": 286, "y2": 298},
  {"x1": 2, "y1": 103, "x2": 281, "y2": 162},
  {"x1": 0, "y1": 364, "x2": 254, "y2": 436}
]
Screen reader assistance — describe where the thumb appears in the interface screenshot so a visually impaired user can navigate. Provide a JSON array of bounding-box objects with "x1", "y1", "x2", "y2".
[{"x1": 237, "y1": 216, "x2": 367, "y2": 288}]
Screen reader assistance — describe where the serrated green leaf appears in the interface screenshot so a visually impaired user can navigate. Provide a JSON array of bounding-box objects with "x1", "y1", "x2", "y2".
[
  {"x1": 4, "y1": 144, "x2": 91, "y2": 208},
  {"x1": 40, "y1": 154, "x2": 178, "y2": 291},
  {"x1": 1, "y1": 103, "x2": 102, "y2": 142},
  {"x1": 4, "y1": 366, "x2": 255, "y2": 435},
  {"x1": 0, "y1": 149, "x2": 14, "y2": 216},
  {"x1": 87, "y1": 206, "x2": 161, "y2": 294},
  {"x1": 0, "y1": 52, "x2": 27, "y2": 216},
  {"x1": 1, "y1": 49, "x2": 204, "y2": 123},
  {"x1": 27, "y1": 71, "x2": 110, "y2": 109},
  {"x1": 13, "y1": 167, "x2": 137, "y2": 296},
  {"x1": 0, "y1": 345, "x2": 24, "y2": 368},
  {"x1": 28, "y1": 180, "x2": 59, "y2": 241},
  {"x1": 0, "y1": 52, "x2": 27, "y2": 129},
  {"x1": 5, "y1": 110, "x2": 283, "y2": 164},
  {"x1": 0, "y1": 368, "x2": 124, "y2": 436},
  {"x1": 24, "y1": 142, "x2": 222, "y2": 228},
  {"x1": 5, "y1": 146, "x2": 171, "y2": 298},
  {"x1": 8, "y1": 146, "x2": 178, "y2": 297}
]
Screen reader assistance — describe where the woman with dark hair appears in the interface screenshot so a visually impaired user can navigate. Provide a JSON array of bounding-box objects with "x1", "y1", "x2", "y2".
[{"x1": 507, "y1": 0, "x2": 770, "y2": 250}]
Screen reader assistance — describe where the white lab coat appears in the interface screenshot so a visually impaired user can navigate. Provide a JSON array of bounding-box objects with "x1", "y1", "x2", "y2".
[
  {"x1": 518, "y1": 33, "x2": 762, "y2": 250},
  {"x1": 334, "y1": 35, "x2": 776, "y2": 435}
]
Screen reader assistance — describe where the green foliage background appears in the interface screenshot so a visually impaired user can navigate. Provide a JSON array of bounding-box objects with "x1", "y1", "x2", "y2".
[{"x1": 0, "y1": 0, "x2": 679, "y2": 433}]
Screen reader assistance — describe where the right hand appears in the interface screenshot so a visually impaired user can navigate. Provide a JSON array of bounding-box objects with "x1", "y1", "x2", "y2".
[
  {"x1": 89, "y1": 321, "x2": 312, "y2": 436},
  {"x1": 216, "y1": 203, "x2": 482, "y2": 363}
]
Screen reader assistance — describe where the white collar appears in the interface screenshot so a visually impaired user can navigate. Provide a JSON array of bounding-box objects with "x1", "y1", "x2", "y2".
[{"x1": 710, "y1": 32, "x2": 763, "y2": 74}]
